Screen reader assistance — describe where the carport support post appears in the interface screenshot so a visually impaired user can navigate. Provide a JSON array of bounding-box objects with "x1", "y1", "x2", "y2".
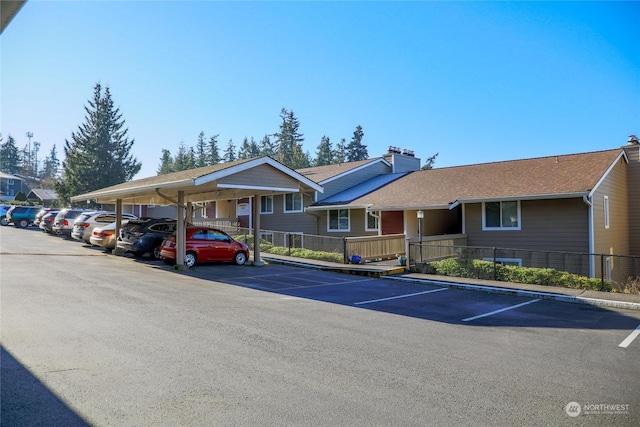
[
  {"x1": 252, "y1": 194, "x2": 263, "y2": 266},
  {"x1": 113, "y1": 199, "x2": 125, "y2": 256},
  {"x1": 176, "y1": 191, "x2": 186, "y2": 268}
]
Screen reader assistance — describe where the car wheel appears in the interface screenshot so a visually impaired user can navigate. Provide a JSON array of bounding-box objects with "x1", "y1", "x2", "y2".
[
  {"x1": 18, "y1": 219, "x2": 29, "y2": 228},
  {"x1": 0, "y1": 217, "x2": 7, "y2": 226},
  {"x1": 152, "y1": 244, "x2": 163, "y2": 260},
  {"x1": 234, "y1": 251, "x2": 247, "y2": 265},
  {"x1": 185, "y1": 251, "x2": 197, "y2": 268}
]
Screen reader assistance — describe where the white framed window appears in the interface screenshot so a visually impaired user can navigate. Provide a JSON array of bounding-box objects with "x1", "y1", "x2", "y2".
[
  {"x1": 604, "y1": 196, "x2": 610, "y2": 229},
  {"x1": 260, "y1": 195, "x2": 273, "y2": 214},
  {"x1": 482, "y1": 201, "x2": 521, "y2": 230},
  {"x1": 328, "y1": 209, "x2": 350, "y2": 232},
  {"x1": 7, "y1": 189, "x2": 14, "y2": 196},
  {"x1": 365, "y1": 211, "x2": 379, "y2": 232},
  {"x1": 484, "y1": 257, "x2": 522, "y2": 267},
  {"x1": 7, "y1": 179, "x2": 14, "y2": 185},
  {"x1": 284, "y1": 193, "x2": 303, "y2": 213}
]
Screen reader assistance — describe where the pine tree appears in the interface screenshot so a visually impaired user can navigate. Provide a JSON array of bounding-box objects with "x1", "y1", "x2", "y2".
[
  {"x1": 0, "y1": 134, "x2": 21, "y2": 173},
  {"x1": 346, "y1": 125, "x2": 368, "y2": 162},
  {"x1": 41, "y1": 144, "x2": 60, "y2": 181},
  {"x1": 247, "y1": 137, "x2": 261, "y2": 158},
  {"x1": 173, "y1": 142, "x2": 193, "y2": 171},
  {"x1": 223, "y1": 139, "x2": 236, "y2": 162},
  {"x1": 259, "y1": 134, "x2": 276, "y2": 158},
  {"x1": 333, "y1": 138, "x2": 347, "y2": 163},
  {"x1": 207, "y1": 134, "x2": 221, "y2": 165},
  {"x1": 157, "y1": 149, "x2": 174, "y2": 175},
  {"x1": 314, "y1": 135, "x2": 334, "y2": 166},
  {"x1": 56, "y1": 83, "x2": 141, "y2": 206},
  {"x1": 274, "y1": 108, "x2": 309, "y2": 169},
  {"x1": 195, "y1": 131, "x2": 207, "y2": 168},
  {"x1": 237, "y1": 137, "x2": 252, "y2": 160},
  {"x1": 421, "y1": 152, "x2": 439, "y2": 170}
]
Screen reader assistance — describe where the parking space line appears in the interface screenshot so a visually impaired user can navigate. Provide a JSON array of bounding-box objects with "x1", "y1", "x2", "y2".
[
  {"x1": 462, "y1": 299, "x2": 541, "y2": 322},
  {"x1": 354, "y1": 288, "x2": 447, "y2": 305},
  {"x1": 619, "y1": 324, "x2": 640, "y2": 348}
]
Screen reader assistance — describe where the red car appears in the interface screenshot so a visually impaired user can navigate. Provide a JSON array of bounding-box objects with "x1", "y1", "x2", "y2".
[{"x1": 160, "y1": 226, "x2": 250, "y2": 268}]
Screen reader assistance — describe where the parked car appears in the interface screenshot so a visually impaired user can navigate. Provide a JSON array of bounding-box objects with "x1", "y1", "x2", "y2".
[
  {"x1": 5, "y1": 205, "x2": 41, "y2": 228},
  {"x1": 117, "y1": 218, "x2": 177, "y2": 260},
  {"x1": 89, "y1": 220, "x2": 130, "y2": 250},
  {"x1": 160, "y1": 226, "x2": 250, "y2": 268},
  {"x1": 39, "y1": 211, "x2": 61, "y2": 234},
  {"x1": 52, "y1": 208, "x2": 86, "y2": 238},
  {"x1": 34, "y1": 208, "x2": 60, "y2": 227},
  {"x1": 71, "y1": 211, "x2": 137, "y2": 244},
  {"x1": 0, "y1": 204, "x2": 13, "y2": 226}
]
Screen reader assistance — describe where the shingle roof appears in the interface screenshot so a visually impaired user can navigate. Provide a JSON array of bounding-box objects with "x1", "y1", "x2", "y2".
[
  {"x1": 311, "y1": 173, "x2": 408, "y2": 207},
  {"x1": 353, "y1": 149, "x2": 624, "y2": 210},
  {"x1": 27, "y1": 189, "x2": 58, "y2": 201},
  {"x1": 297, "y1": 158, "x2": 384, "y2": 183}
]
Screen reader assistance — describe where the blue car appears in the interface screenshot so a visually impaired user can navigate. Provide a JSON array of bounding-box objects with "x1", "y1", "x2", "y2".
[{"x1": 0, "y1": 204, "x2": 12, "y2": 226}]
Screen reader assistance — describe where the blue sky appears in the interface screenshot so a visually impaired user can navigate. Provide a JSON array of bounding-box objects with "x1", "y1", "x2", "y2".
[{"x1": 1, "y1": 1, "x2": 638, "y2": 179}]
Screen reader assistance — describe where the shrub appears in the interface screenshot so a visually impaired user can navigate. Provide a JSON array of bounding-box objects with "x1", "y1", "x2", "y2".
[{"x1": 429, "y1": 258, "x2": 610, "y2": 292}]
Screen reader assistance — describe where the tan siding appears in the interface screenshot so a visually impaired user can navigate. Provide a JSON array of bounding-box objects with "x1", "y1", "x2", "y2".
[
  {"x1": 592, "y1": 157, "x2": 629, "y2": 255},
  {"x1": 318, "y1": 162, "x2": 391, "y2": 200},
  {"x1": 465, "y1": 199, "x2": 589, "y2": 252},
  {"x1": 624, "y1": 145, "x2": 640, "y2": 255},
  {"x1": 218, "y1": 164, "x2": 300, "y2": 188},
  {"x1": 259, "y1": 194, "x2": 317, "y2": 234},
  {"x1": 313, "y1": 208, "x2": 379, "y2": 237}
]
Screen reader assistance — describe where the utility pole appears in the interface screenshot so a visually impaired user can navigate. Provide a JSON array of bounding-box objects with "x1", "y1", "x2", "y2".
[
  {"x1": 33, "y1": 141, "x2": 40, "y2": 178},
  {"x1": 25, "y1": 131, "x2": 33, "y2": 175}
]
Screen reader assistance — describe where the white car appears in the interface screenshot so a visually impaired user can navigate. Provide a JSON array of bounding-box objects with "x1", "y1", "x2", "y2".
[{"x1": 72, "y1": 211, "x2": 137, "y2": 244}]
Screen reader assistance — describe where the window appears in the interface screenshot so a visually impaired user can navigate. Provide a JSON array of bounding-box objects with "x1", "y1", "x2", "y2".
[
  {"x1": 260, "y1": 195, "x2": 273, "y2": 214},
  {"x1": 259, "y1": 232, "x2": 274, "y2": 245},
  {"x1": 7, "y1": 190, "x2": 14, "y2": 197},
  {"x1": 483, "y1": 201, "x2": 520, "y2": 230},
  {"x1": 284, "y1": 193, "x2": 302, "y2": 213},
  {"x1": 366, "y1": 211, "x2": 379, "y2": 231},
  {"x1": 7, "y1": 179, "x2": 14, "y2": 185},
  {"x1": 328, "y1": 209, "x2": 350, "y2": 231},
  {"x1": 604, "y1": 196, "x2": 610, "y2": 229}
]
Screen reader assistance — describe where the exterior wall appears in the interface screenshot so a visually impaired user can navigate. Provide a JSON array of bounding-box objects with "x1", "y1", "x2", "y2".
[
  {"x1": 464, "y1": 198, "x2": 589, "y2": 253},
  {"x1": 218, "y1": 164, "x2": 301, "y2": 189},
  {"x1": 318, "y1": 162, "x2": 391, "y2": 201},
  {"x1": 1, "y1": 176, "x2": 26, "y2": 201},
  {"x1": 311, "y1": 208, "x2": 379, "y2": 238},
  {"x1": 624, "y1": 144, "x2": 640, "y2": 255},
  {"x1": 257, "y1": 193, "x2": 317, "y2": 234},
  {"x1": 592, "y1": 156, "x2": 629, "y2": 256},
  {"x1": 382, "y1": 153, "x2": 422, "y2": 173},
  {"x1": 382, "y1": 211, "x2": 404, "y2": 235}
]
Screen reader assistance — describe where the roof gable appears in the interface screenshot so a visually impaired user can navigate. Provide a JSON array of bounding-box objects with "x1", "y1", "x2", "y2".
[{"x1": 296, "y1": 158, "x2": 390, "y2": 184}]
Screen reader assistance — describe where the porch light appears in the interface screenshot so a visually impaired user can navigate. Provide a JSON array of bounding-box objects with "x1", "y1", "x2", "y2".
[{"x1": 416, "y1": 210, "x2": 424, "y2": 219}]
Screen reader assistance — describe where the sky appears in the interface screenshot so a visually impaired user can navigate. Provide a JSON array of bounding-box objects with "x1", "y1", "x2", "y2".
[{"x1": 1, "y1": 1, "x2": 638, "y2": 180}]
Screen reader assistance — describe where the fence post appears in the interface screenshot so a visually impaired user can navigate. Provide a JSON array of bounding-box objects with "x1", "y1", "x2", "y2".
[
  {"x1": 343, "y1": 237, "x2": 347, "y2": 264},
  {"x1": 493, "y1": 247, "x2": 497, "y2": 280},
  {"x1": 600, "y1": 254, "x2": 605, "y2": 287}
]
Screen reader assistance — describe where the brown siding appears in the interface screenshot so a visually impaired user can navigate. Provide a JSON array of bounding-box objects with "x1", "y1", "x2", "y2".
[
  {"x1": 592, "y1": 156, "x2": 629, "y2": 255},
  {"x1": 318, "y1": 162, "x2": 391, "y2": 201},
  {"x1": 218, "y1": 164, "x2": 300, "y2": 188},
  {"x1": 624, "y1": 145, "x2": 640, "y2": 255},
  {"x1": 258, "y1": 194, "x2": 317, "y2": 234},
  {"x1": 465, "y1": 199, "x2": 589, "y2": 252},
  {"x1": 311, "y1": 208, "x2": 378, "y2": 237}
]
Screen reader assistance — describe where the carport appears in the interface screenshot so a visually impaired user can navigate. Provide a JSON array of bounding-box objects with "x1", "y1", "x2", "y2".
[{"x1": 70, "y1": 157, "x2": 323, "y2": 267}]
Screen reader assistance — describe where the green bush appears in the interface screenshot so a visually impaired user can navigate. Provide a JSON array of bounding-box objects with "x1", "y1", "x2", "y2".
[{"x1": 429, "y1": 258, "x2": 609, "y2": 292}]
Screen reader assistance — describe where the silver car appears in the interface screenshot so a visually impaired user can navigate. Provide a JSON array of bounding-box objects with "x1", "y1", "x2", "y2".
[
  {"x1": 52, "y1": 208, "x2": 86, "y2": 238},
  {"x1": 71, "y1": 211, "x2": 137, "y2": 244}
]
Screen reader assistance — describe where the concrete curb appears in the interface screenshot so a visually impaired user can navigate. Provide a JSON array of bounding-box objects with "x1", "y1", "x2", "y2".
[{"x1": 383, "y1": 276, "x2": 640, "y2": 312}]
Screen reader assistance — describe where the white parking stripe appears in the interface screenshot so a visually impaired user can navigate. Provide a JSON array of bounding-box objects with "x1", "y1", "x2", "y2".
[
  {"x1": 619, "y1": 325, "x2": 640, "y2": 348},
  {"x1": 462, "y1": 299, "x2": 541, "y2": 322},
  {"x1": 355, "y1": 288, "x2": 447, "y2": 305}
]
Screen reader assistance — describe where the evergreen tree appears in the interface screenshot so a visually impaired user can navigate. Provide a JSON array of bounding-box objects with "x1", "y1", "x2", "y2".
[
  {"x1": 274, "y1": 108, "x2": 309, "y2": 169},
  {"x1": 173, "y1": 142, "x2": 193, "y2": 171},
  {"x1": 346, "y1": 125, "x2": 368, "y2": 162},
  {"x1": 207, "y1": 134, "x2": 221, "y2": 165},
  {"x1": 421, "y1": 152, "x2": 439, "y2": 170},
  {"x1": 195, "y1": 131, "x2": 207, "y2": 168},
  {"x1": 157, "y1": 149, "x2": 174, "y2": 175},
  {"x1": 259, "y1": 134, "x2": 276, "y2": 158},
  {"x1": 41, "y1": 144, "x2": 60, "y2": 181},
  {"x1": 0, "y1": 134, "x2": 21, "y2": 173},
  {"x1": 223, "y1": 139, "x2": 236, "y2": 162},
  {"x1": 237, "y1": 137, "x2": 252, "y2": 160},
  {"x1": 56, "y1": 83, "x2": 141, "y2": 206},
  {"x1": 333, "y1": 138, "x2": 347, "y2": 163},
  {"x1": 314, "y1": 135, "x2": 334, "y2": 166}
]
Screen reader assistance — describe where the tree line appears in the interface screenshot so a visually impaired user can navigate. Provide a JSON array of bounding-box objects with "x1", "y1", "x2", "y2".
[
  {"x1": 157, "y1": 108, "x2": 369, "y2": 174},
  {"x1": 0, "y1": 134, "x2": 61, "y2": 189}
]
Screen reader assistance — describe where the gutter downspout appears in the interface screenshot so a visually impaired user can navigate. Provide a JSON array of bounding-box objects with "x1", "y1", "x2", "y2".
[{"x1": 583, "y1": 195, "x2": 595, "y2": 278}]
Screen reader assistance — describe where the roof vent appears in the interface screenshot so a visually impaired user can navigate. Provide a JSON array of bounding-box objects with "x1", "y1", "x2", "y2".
[{"x1": 628, "y1": 134, "x2": 639, "y2": 145}]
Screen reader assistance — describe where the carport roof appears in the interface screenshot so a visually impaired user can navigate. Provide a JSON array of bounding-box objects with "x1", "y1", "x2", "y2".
[{"x1": 70, "y1": 156, "x2": 323, "y2": 205}]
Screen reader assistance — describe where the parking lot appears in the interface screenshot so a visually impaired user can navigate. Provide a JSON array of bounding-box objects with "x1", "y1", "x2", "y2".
[{"x1": 2, "y1": 225, "x2": 640, "y2": 426}]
